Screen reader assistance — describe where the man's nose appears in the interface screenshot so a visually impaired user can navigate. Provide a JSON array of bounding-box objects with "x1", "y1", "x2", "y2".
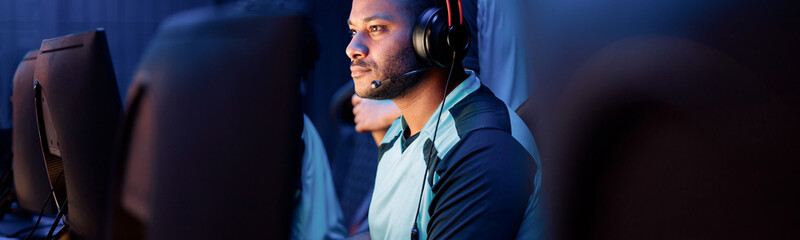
[{"x1": 346, "y1": 33, "x2": 368, "y2": 61}]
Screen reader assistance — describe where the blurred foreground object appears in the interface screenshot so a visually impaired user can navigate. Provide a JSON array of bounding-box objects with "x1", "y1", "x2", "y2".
[
  {"x1": 522, "y1": 0, "x2": 800, "y2": 239},
  {"x1": 114, "y1": 2, "x2": 309, "y2": 239}
]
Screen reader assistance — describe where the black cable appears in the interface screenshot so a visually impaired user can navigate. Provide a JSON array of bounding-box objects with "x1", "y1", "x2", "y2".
[
  {"x1": 411, "y1": 51, "x2": 458, "y2": 240},
  {"x1": 0, "y1": 153, "x2": 13, "y2": 201},
  {"x1": 24, "y1": 170, "x2": 63, "y2": 240},
  {"x1": 44, "y1": 199, "x2": 66, "y2": 240},
  {"x1": 1, "y1": 153, "x2": 15, "y2": 226},
  {"x1": 0, "y1": 168, "x2": 13, "y2": 206}
]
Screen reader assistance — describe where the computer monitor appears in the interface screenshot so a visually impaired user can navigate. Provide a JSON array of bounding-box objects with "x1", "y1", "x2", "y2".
[
  {"x1": 11, "y1": 50, "x2": 58, "y2": 214},
  {"x1": 116, "y1": 3, "x2": 308, "y2": 239},
  {"x1": 34, "y1": 29, "x2": 122, "y2": 239}
]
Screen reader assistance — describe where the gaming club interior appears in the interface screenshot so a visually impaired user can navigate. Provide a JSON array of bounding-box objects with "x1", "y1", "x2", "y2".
[{"x1": 0, "y1": 0, "x2": 797, "y2": 239}]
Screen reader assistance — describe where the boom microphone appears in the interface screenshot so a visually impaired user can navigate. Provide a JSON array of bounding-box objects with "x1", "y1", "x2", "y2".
[{"x1": 371, "y1": 68, "x2": 431, "y2": 89}]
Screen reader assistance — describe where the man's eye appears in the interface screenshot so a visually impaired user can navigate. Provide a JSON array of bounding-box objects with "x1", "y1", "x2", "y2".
[
  {"x1": 369, "y1": 26, "x2": 386, "y2": 32},
  {"x1": 349, "y1": 29, "x2": 356, "y2": 37}
]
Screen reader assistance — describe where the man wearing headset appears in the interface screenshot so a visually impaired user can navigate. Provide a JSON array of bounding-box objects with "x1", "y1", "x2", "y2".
[{"x1": 346, "y1": 0, "x2": 544, "y2": 239}]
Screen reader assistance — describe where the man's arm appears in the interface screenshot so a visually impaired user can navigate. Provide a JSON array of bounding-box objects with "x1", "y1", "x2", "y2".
[{"x1": 427, "y1": 129, "x2": 535, "y2": 239}]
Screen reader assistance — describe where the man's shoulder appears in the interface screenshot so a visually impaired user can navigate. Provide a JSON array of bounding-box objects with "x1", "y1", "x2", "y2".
[
  {"x1": 448, "y1": 83, "x2": 539, "y2": 158},
  {"x1": 448, "y1": 84, "x2": 513, "y2": 138},
  {"x1": 428, "y1": 128, "x2": 535, "y2": 238},
  {"x1": 447, "y1": 128, "x2": 529, "y2": 162},
  {"x1": 430, "y1": 128, "x2": 532, "y2": 189}
]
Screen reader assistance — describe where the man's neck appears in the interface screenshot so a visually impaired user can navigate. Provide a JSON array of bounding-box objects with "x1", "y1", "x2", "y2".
[{"x1": 392, "y1": 67, "x2": 468, "y2": 138}]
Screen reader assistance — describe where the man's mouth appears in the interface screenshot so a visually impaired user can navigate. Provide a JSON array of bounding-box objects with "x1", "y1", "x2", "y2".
[{"x1": 350, "y1": 66, "x2": 371, "y2": 78}]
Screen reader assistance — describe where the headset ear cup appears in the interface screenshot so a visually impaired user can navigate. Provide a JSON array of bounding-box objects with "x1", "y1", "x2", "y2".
[
  {"x1": 412, "y1": 7, "x2": 470, "y2": 68},
  {"x1": 446, "y1": 24, "x2": 470, "y2": 61},
  {"x1": 412, "y1": 7, "x2": 443, "y2": 67}
]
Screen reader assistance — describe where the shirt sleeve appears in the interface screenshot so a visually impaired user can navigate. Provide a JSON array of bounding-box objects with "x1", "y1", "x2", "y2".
[
  {"x1": 427, "y1": 129, "x2": 535, "y2": 239},
  {"x1": 294, "y1": 115, "x2": 348, "y2": 240}
]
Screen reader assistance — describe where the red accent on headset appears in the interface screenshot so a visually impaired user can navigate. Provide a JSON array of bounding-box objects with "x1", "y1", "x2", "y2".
[
  {"x1": 446, "y1": 0, "x2": 453, "y2": 26},
  {"x1": 458, "y1": 0, "x2": 463, "y2": 25},
  {"x1": 445, "y1": 0, "x2": 463, "y2": 26}
]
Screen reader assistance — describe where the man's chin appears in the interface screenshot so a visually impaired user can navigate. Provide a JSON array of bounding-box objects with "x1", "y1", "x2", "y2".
[
  {"x1": 354, "y1": 89, "x2": 389, "y2": 100},
  {"x1": 352, "y1": 78, "x2": 373, "y2": 97},
  {"x1": 353, "y1": 84, "x2": 394, "y2": 100}
]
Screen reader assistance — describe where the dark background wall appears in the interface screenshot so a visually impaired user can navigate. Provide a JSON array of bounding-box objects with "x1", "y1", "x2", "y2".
[
  {"x1": 306, "y1": 0, "x2": 354, "y2": 153},
  {"x1": 0, "y1": 0, "x2": 216, "y2": 127},
  {"x1": 0, "y1": 0, "x2": 354, "y2": 154}
]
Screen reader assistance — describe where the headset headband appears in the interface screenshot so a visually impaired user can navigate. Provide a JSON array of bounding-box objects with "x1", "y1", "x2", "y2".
[{"x1": 445, "y1": 0, "x2": 463, "y2": 26}]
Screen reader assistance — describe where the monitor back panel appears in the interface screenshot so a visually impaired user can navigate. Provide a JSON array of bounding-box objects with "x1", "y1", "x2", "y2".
[
  {"x1": 12, "y1": 50, "x2": 58, "y2": 214},
  {"x1": 34, "y1": 29, "x2": 122, "y2": 239}
]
